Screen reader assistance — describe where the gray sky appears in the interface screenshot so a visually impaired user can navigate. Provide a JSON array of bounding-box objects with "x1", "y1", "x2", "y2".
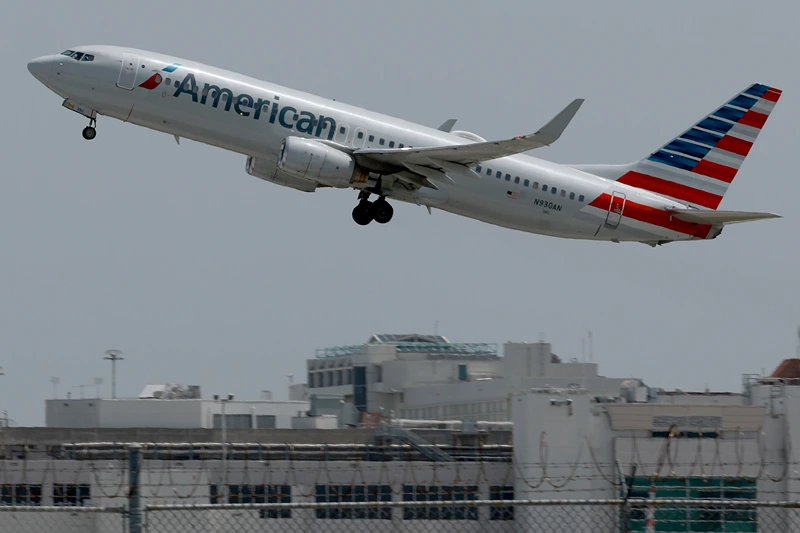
[{"x1": 2, "y1": 1, "x2": 798, "y2": 425}]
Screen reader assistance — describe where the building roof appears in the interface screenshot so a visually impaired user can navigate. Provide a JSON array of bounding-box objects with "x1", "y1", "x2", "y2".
[
  {"x1": 771, "y1": 359, "x2": 800, "y2": 379},
  {"x1": 315, "y1": 334, "x2": 498, "y2": 359}
]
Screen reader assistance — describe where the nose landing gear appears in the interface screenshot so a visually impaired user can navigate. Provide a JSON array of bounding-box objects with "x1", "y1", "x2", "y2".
[{"x1": 82, "y1": 118, "x2": 97, "y2": 141}]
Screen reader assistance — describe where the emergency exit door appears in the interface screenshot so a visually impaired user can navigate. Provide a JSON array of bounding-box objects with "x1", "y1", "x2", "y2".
[
  {"x1": 605, "y1": 191, "x2": 626, "y2": 228},
  {"x1": 116, "y1": 53, "x2": 140, "y2": 90}
]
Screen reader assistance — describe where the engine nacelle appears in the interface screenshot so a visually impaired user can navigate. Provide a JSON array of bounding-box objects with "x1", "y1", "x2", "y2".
[
  {"x1": 246, "y1": 156, "x2": 317, "y2": 193},
  {"x1": 278, "y1": 136, "x2": 368, "y2": 188}
]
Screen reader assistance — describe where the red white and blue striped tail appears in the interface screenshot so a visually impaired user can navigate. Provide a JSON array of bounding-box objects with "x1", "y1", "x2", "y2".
[{"x1": 620, "y1": 83, "x2": 781, "y2": 210}]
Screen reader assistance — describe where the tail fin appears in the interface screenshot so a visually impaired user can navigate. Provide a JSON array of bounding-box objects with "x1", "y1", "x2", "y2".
[{"x1": 573, "y1": 83, "x2": 782, "y2": 209}]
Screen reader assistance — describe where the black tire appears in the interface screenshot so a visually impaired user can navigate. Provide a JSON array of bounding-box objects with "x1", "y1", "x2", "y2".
[
  {"x1": 82, "y1": 126, "x2": 96, "y2": 141},
  {"x1": 373, "y1": 200, "x2": 394, "y2": 224},
  {"x1": 352, "y1": 201, "x2": 373, "y2": 226}
]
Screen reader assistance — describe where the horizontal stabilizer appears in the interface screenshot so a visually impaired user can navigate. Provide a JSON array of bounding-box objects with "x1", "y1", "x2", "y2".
[{"x1": 668, "y1": 209, "x2": 781, "y2": 225}]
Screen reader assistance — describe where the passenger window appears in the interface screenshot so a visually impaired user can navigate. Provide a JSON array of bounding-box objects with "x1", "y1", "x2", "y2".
[
  {"x1": 514, "y1": 177, "x2": 520, "y2": 184},
  {"x1": 496, "y1": 171, "x2": 502, "y2": 179},
  {"x1": 524, "y1": 179, "x2": 530, "y2": 187},
  {"x1": 542, "y1": 185, "x2": 548, "y2": 192},
  {"x1": 552, "y1": 187, "x2": 557, "y2": 194},
  {"x1": 379, "y1": 138, "x2": 385, "y2": 145},
  {"x1": 486, "y1": 168, "x2": 492, "y2": 176},
  {"x1": 569, "y1": 192, "x2": 575, "y2": 200},
  {"x1": 389, "y1": 141, "x2": 395, "y2": 148},
  {"x1": 476, "y1": 166, "x2": 482, "y2": 173},
  {"x1": 357, "y1": 131, "x2": 364, "y2": 139},
  {"x1": 165, "y1": 78, "x2": 171, "y2": 86},
  {"x1": 175, "y1": 80, "x2": 180, "y2": 88},
  {"x1": 533, "y1": 182, "x2": 539, "y2": 189},
  {"x1": 339, "y1": 126, "x2": 346, "y2": 134},
  {"x1": 398, "y1": 143, "x2": 404, "y2": 148},
  {"x1": 368, "y1": 135, "x2": 375, "y2": 142},
  {"x1": 505, "y1": 174, "x2": 511, "y2": 181},
  {"x1": 579, "y1": 195, "x2": 585, "y2": 202},
  {"x1": 561, "y1": 190, "x2": 566, "y2": 197}
]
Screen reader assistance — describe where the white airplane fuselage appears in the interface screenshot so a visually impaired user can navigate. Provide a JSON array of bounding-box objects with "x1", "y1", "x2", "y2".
[{"x1": 27, "y1": 46, "x2": 736, "y2": 244}]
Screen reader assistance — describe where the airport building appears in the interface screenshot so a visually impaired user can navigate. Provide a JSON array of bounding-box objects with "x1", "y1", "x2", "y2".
[{"x1": 6, "y1": 334, "x2": 800, "y2": 532}]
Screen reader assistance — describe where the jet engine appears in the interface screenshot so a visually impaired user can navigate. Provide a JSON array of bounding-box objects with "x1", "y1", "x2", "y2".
[
  {"x1": 278, "y1": 136, "x2": 369, "y2": 188},
  {"x1": 245, "y1": 156, "x2": 318, "y2": 192}
]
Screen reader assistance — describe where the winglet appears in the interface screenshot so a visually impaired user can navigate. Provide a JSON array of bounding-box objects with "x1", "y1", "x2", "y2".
[
  {"x1": 532, "y1": 98, "x2": 584, "y2": 146},
  {"x1": 437, "y1": 119, "x2": 458, "y2": 132}
]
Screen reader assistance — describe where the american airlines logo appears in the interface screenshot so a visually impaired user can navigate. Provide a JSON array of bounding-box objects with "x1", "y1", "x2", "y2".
[{"x1": 141, "y1": 66, "x2": 338, "y2": 141}]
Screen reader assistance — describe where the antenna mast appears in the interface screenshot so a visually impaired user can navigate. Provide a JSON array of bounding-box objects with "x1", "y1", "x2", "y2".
[{"x1": 103, "y1": 350, "x2": 124, "y2": 399}]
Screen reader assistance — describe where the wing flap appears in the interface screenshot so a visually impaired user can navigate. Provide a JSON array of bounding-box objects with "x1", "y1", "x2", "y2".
[
  {"x1": 668, "y1": 210, "x2": 781, "y2": 225},
  {"x1": 354, "y1": 98, "x2": 584, "y2": 167}
]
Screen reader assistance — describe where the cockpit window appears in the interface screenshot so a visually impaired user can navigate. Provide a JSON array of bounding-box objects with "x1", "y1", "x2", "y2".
[
  {"x1": 81, "y1": 54, "x2": 94, "y2": 62},
  {"x1": 60, "y1": 51, "x2": 94, "y2": 61},
  {"x1": 61, "y1": 50, "x2": 75, "y2": 56},
  {"x1": 71, "y1": 52, "x2": 84, "y2": 61}
]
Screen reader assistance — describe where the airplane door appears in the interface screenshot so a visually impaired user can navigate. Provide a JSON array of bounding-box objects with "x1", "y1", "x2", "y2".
[
  {"x1": 352, "y1": 127, "x2": 367, "y2": 148},
  {"x1": 116, "y1": 53, "x2": 140, "y2": 90},
  {"x1": 605, "y1": 191, "x2": 626, "y2": 228},
  {"x1": 335, "y1": 124, "x2": 349, "y2": 145}
]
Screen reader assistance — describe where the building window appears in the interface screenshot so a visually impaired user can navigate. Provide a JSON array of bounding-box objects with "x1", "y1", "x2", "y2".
[
  {"x1": 625, "y1": 477, "x2": 756, "y2": 532},
  {"x1": 1, "y1": 484, "x2": 42, "y2": 505},
  {"x1": 402, "y1": 485, "x2": 478, "y2": 520},
  {"x1": 53, "y1": 484, "x2": 90, "y2": 506},
  {"x1": 489, "y1": 486, "x2": 514, "y2": 520},
  {"x1": 353, "y1": 367, "x2": 367, "y2": 412},
  {"x1": 256, "y1": 415, "x2": 276, "y2": 429},
  {"x1": 211, "y1": 485, "x2": 291, "y2": 518},
  {"x1": 315, "y1": 485, "x2": 391, "y2": 519},
  {"x1": 213, "y1": 414, "x2": 252, "y2": 429}
]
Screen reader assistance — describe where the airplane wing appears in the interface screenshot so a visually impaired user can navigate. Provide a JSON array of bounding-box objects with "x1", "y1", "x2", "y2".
[
  {"x1": 667, "y1": 209, "x2": 781, "y2": 225},
  {"x1": 354, "y1": 99, "x2": 584, "y2": 168}
]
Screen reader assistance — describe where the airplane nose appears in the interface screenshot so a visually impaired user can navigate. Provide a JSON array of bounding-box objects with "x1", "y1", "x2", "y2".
[{"x1": 27, "y1": 56, "x2": 52, "y2": 84}]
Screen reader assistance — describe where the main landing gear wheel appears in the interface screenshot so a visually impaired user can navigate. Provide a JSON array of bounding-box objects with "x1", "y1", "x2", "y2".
[
  {"x1": 82, "y1": 126, "x2": 96, "y2": 140},
  {"x1": 352, "y1": 201, "x2": 374, "y2": 226},
  {"x1": 372, "y1": 198, "x2": 394, "y2": 224}
]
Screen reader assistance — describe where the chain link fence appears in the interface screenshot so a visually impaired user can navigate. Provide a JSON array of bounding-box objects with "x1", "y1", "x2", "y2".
[
  {"x1": 141, "y1": 499, "x2": 800, "y2": 533},
  {"x1": 0, "y1": 505, "x2": 127, "y2": 533}
]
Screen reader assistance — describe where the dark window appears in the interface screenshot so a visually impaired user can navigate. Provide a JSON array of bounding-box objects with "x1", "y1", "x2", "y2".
[
  {"x1": 569, "y1": 192, "x2": 575, "y2": 200},
  {"x1": 403, "y1": 485, "x2": 478, "y2": 520},
  {"x1": 505, "y1": 174, "x2": 511, "y2": 181},
  {"x1": 368, "y1": 135, "x2": 375, "y2": 142},
  {"x1": 524, "y1": 179, "x2": 530, "y2": 187},
  {"x1": 256, "y1": 415, "x2": 276, "y2": 429},
  {"x1": 552, "y1": 187, "x2": 557, "y2": 195},
  {"x1": 490, "y1": 486, "x2": 514, "y2": 521},
  {"x1": 399, "y1": 143, "x2": 404, "y2": 148},
  {"x1": 533, "y1": 182, "x2": 539, "y2": 189},
  {"x1": 81, "y1": 54, "x2": 94, "y2": 62},
  {"x1": 339, "y1": 126, "x2": 346, "y2": 134},
  {"x1": 476, "y1": 166, "x2": 482, "y2": 173},
  {"x1": 579, "y1": 194, "x2": 585, "y2": 202},
  {"x1": 496, "y1": 171, "x2": 502, "y2": 179},
  {"x1": 514, "y1": 177, "x2": 520, "y2": 184},
  {"x1": 71, "y1": 52, "x2": 84, "y2": 61},
  {"x1": 542, "y1": 185, "x2": 548, "y2": 192},
  {"x1": 486, "y1": 168, "x2": 492, "y2": 176},
  {"x1": 212, "y1": 485, "x2": 291, "y2": 518},
  {"x1": 53, "y1": 484, "x2": 90, "y2": 506},
  {"x1": 389, "y1": 141, "x2": 395, "y2": 148},
  {"x1": 1, "y1": 484, "x2": 42, "y2": 505},
  {"x1": 316, "y1": 485, "x2": 391, "y2": 520},
  {"x1": 379, "y1": 138, "x2": 385, "y2": 145},
  {"x1": 458, "y1": 365, "x2": 467, "y2": 381},
  {"x1": 561, "y1": 189, "x2": 566, "y2": 197},
  {"x1": 357, "y1": 131, "x2": 364, "y2": 139},
  {"x1": 354, "y1": 367, "x2": 367, "y2": 412}
]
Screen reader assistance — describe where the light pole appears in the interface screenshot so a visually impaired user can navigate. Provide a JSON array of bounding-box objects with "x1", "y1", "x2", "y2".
[
  {"x1": 50, "y1": 377, "x2": 59, "y2": 399},
  {"x1": 103, "y1": 350, "x2": 124, "y2": 399},
  {"x1": 213, "y1": 393, "x2": 234, "y2": 501}
]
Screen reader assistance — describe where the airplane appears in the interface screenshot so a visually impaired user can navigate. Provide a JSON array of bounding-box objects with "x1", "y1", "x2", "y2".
[{"x1": 27, "y1": 46, "x2": 782, "y2": 246}]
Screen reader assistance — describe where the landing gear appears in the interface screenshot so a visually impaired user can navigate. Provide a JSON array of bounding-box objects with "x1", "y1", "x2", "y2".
[
  {"x1": 372, "y1": 198, "x2": 394, "y2": 224},
  {"x1": 351, "y1": 189, "x2": 394, "y2": 226},
  {"x1": 82, "y1": 117, "x2": 97, "y2": 141},
  {"x1": 82, "y1": 126, "x2": 96, "y2": 140},
  {"x1": 352, "y1": 201, "x2": 374, "y2": 226}
]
